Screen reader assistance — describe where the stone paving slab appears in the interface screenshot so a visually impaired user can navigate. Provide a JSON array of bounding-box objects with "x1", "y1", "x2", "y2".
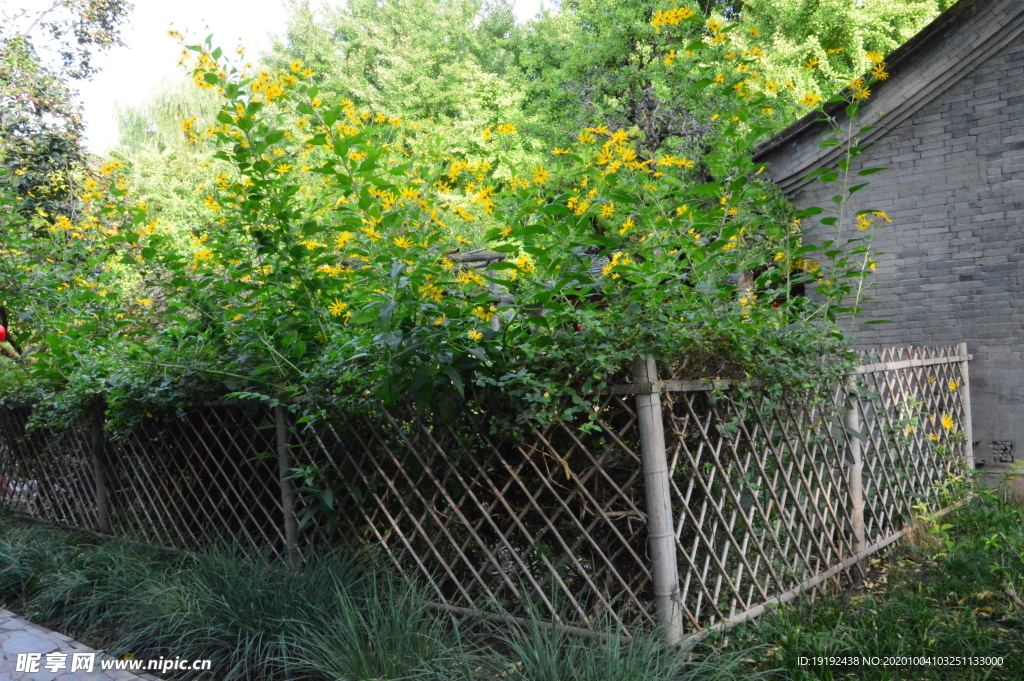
[{"x1": 0, "y1": 610, "x2": 163, "y2": 681}]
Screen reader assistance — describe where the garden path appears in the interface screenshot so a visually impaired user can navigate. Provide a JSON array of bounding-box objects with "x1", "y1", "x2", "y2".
[{"x1": 0, "y1": 610, "x2": 163, "y2": 681}]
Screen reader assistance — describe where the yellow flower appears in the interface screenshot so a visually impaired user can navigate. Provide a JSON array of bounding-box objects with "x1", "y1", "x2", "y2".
[
  {"x1": 328, "y1": 299, "x2": 348, "y2": 317},
  {"x1": 495, "y1": 123, "x2": 517, "y2": 135},
  {"x1": 455, "y1": 271, "x2": 485, "y2": 287},
  {"x1": 471, "y1": 305, "x2": 496, "y2": 322},
  {"x1": 869, "y1": 261, "x2": 877, "y2": 271},
  {"x1": 941, "y1": 414, "x2": 955, "y2": 430},
  {"x1": 360, "y1": 226, "x2": 383, "y2": 240},
  {"x1": 433, "y1": 314, "x2": 446, "y2": 326},
  {"x1": 856, "y1": 214, "x2": 874, "y2": 231},
  {"x1": 706, "y1": 18, "x2": 725, "y2": 33},
  {"x1": 805, "y1": 57, "x2": 819, "y2": 70},
  {"x1": 275, "y1": 164, "x2": 292, "y2": 174},
  {"x1": 393, "y1": 235, "x2": 414, "y2": 249},
  {"x1": 232, "y1": 314, "x2": 244, "y2": 321},
  {"x1": 419, "y1": 283, "x2": 443, "y2": 302},
  {"x1": 135, "y1": 298, "x2": 153, "y2": 306},
  {"x1": 871, "y1": 63, "x2": 889, "y2": 80},
  {"x1": 532, "y1": 166, "x2": 552, "y2": 184},
  {"x1": 866, "y1": 51, "x2": 885, "y2": 64},
  {"x1": 800, "y1": 92, "x2": 822, "y2": 107},
  {"x1": 334, "y1": 232, "x2": 354, "y2": 249},
  {"x1": 749, "y1": 27, "x2": 760, "y2": 37},
  {"x1": 663, "y1": 50, "x2": 676, "y2": 66},
  {"x1": 873, "y1": 211, "x2": 892, "y2": 222},
  {"x1": 713, "y1": 73, "x2": 725, "y2": 84},
  {"x1": 853, "y1": 86, "x2": 872, "y2": 101},
  {"x1": 949, "y1": 379, "x2": 958, "y2": 391},
  {"x1": 774, "y1": 252, "x2": 785, "y2": 261},
  {"x1": 551, "y1": 147, "x2": 571, "y2": 154},
  {"x1": 577, "y1": 131, "x2": 596, "y2": 144},
  {"x1": 599, "y1": 202, "x2": 615, "y2": 218},
  {"x1": 468, "y1": 329, "x2": 483, "y2": 341}
]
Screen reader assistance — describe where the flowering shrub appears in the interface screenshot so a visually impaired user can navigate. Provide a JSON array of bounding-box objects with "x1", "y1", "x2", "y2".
[{"x1": 0, "y1": 2, "x2": 891, "y2": 427}]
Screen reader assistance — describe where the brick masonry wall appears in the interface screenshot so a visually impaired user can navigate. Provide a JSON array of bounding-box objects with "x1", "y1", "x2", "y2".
[{"x1": 760, "y1": 1, "x2": 1024, "y2": 482}]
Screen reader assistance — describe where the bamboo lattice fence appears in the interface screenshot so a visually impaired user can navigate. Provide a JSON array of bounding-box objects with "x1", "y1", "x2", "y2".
[{"x1": 0, "y1": 344, "x2": 974, "y2": 642}]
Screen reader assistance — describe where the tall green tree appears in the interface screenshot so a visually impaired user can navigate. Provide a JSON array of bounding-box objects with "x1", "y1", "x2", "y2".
[
  {"x1": 516, "y1": 0, "x2": 952, "y2": 155},
  {"x1": 268, "y1": 0, "x2": 540, "y2": 170},
  {"x1": 0, "y1": 0, "x2": 133, "y2": 217},
  {"x1": 739, "y1": 0, "x2": 956, "y2": 105}
]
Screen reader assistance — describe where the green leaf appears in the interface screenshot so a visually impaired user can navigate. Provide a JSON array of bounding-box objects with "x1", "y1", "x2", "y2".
[
  {"x1": 444, "y1": 366, "x2": 465, "y2": 397},
  {"x1": 538, "y1": 203, "x2": 571, "y2": 216},
  {"x1": 379, "y1": 299, "x2": 397, "y2": 326}
]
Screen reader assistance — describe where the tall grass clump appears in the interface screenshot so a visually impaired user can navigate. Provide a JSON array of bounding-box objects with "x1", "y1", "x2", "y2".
[
  {"x1": 288, "y1": 572, "x2": 480, "y2": 681},
  {"x1": 497, "y1": 615, "x2": 764, "y2": 681},
  {"x1": 0, "y1": 513, "x2": 776, "y2": 681}
]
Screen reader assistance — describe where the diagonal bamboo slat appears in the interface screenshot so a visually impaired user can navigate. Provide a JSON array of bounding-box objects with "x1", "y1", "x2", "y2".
[{"x1": 0, "y1": 345, "x2": 973, "y2": 640}]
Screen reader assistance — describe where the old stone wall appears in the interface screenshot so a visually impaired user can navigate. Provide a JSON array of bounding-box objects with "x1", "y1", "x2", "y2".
[{"x1": 759, "y1": 0, "x2": 1024, "y2": 483}]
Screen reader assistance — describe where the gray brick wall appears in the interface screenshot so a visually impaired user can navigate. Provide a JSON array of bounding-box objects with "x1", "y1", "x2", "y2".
[{"x1": 759, "y1": 0, "x2": 1024, "y2": 481}]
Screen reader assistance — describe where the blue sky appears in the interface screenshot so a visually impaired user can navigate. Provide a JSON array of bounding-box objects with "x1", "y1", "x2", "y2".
[{"x1": 12, "y1": 0, "x2": 546, "y2": 154}]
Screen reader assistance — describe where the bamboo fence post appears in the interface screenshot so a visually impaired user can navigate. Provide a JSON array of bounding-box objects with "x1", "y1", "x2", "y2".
[
  {"x1": 90, "y1": 401, "x2": 111, "y2": 534},
  {"x1": 274, "y1": 404, "x2": 301, "y2": 569},
  {"x1": 488, "y1": 280, "x2": 501, "y2": 332},
  {"x1": 957, "y1": 342, "x2": 975, "y2": 471},
  {"x1": 632, "y1": 355, "x2": 683, "y2": 645},
  {"x1": 844, "y1": 378, "x2": 866, "y2": 584}
]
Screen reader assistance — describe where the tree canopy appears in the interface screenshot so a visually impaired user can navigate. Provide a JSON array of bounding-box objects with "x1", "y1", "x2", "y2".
[{"x1": 0, "y1": 0, "x2": 133, "y2": 217}]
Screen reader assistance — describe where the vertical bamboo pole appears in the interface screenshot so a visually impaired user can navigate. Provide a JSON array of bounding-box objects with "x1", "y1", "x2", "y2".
[
  {"x1": 957, "y1": 342, "x2": 975, "y2": 472},
  {"x1": 274, "y1": 404, "x2": 301, "y2": 569},
  {"x1": 844, "y1": 378, "x2": 866, "y2": 585},
  {"x1": 488, "y1": 281, "x2": 501, "y2": 332},
  {"x1": 90, "y1": 402, "x2": 111, "y2": 534},
  {"x1": 632, "y1": 355, "x2": 683, "y2": 645}
]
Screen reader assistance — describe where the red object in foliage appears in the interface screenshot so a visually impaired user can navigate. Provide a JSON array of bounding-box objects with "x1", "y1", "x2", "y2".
[{"x1": 0, "y1": 325, "x2": 6, "y2": 342}]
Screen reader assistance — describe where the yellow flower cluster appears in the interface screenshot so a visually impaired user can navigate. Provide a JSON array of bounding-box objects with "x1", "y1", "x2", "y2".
[
  {"x1": 471, "y1": 305, "x2": 496, "y2": 322},
  {"x1": 800, "y1": 92, "x2": 822, "y2": 107},
  {"x1": 794, "y1": 259, "x2": 820, "y2": 273},
  {"x1": 601, "y1": 251, "x2": 632, "y2": 278},
  {"x1": 455, "y1": 270, "x2": 485, "y2": 287},
  {"x1": 656, "y1": 155, "x2": 695, "y2": 168},
  {"x1": 316, "y1": 264, "x2": 347, "y2": 276},
  {"x1": 252, "y1": 69, "x2": 296, "y2": 103},
  {"x1": 650, "y1": 6, "x2": 695, "y2": 32}
]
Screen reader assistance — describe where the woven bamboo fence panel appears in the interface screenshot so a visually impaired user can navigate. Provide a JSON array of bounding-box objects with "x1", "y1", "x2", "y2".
[{"x1": 0, "y1": 345, "x2": 972, "y2": 639}]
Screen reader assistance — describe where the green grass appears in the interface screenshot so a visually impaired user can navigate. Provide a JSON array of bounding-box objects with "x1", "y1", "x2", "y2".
[
  {"x1": 2, "y1": 490, "x2": 1021, "y2": 680},
  {"x1": 0, "y1": 518, "x2": 759, "y2": 680},
  {"x1": 725, "y1": 490, "x2": 1024, "y2": 680}
]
